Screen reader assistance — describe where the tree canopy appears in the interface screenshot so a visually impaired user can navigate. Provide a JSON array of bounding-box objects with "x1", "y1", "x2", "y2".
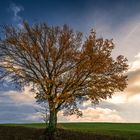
[{"x1": 0, "y1": 22, "x2": 128, "y2": 138}]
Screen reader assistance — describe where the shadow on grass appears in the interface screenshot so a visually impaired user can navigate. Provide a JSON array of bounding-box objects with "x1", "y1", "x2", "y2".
[{"x1": 0, "y1": 126, "x2": 138, "y2": 140}]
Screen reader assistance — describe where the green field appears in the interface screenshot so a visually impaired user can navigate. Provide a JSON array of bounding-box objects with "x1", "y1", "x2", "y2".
[
  {"x1": 62, "y1": 123, "x2": 140, "y2": 138},
  {"x1": 0, "y1": 123, "x2": 140, "y2": 139}
]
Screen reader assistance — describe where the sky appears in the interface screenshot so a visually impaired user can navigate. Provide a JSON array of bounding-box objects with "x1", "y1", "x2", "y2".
[{"x1": 0, "y1": 0, "x2": 140, "y2": 123}]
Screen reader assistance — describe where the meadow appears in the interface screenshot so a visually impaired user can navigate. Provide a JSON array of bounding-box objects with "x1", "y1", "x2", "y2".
[{"x1": 0, "y1": 122, "x2": 140, "y2": 140}]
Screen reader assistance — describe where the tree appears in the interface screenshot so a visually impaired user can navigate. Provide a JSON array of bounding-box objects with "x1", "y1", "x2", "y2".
[{"x1": 0, "y1": 22, "x2": 128, "y2": 139}]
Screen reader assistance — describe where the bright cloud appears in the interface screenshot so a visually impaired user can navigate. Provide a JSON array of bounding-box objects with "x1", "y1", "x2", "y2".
[
  {"x1": 129, "y1": 53, "x2": 140, "y2": 71},
  {"x1": 106, "y1": 94, "x2": 126, "y2": 104},
  {"x1": 57, "y1": 107, "x2": 124, "y2": 122},
  {"x1": 5, "y1": 87, "x2": 36, "y2": 104}
]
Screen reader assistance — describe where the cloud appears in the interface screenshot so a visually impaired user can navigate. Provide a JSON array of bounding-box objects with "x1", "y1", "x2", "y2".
[
  {"x1": 0, "y1": 86, "x2": 36, "y2": 105},
  {"x1": 129, "y1": 53, "x2": 140, "y2": 71},
  {"x1": 98, "y1": 94, "x2": 140, "y2": 122},
  {"x1": 0, "y1": 112, "x2": 29, "y2": 123},
  {"x1": 5, "y1": 87, "x2": 36, "y2": 105},
  {"x1": 23, "y1": 112, "x2": 43, "y2": 122},
  {"x1": 9, "y1": 3, "x2": 24, "y2": 28},
  {"x1": 106, "y1": 94, "x2": 127, "y2": 104},
  {"x1": 123, "y1": 53, "x2": 140, "y2": 96},
  {"x1": 57, "y1": 107, "x2": 124, "y2": 122},
  {"x1": 0, "y1": 85, "x2": 140, "y2": 123},
  {"x1": 0, "y1": 86, "x2": 41, "y2": 123},
  {"x1": 0, "y1": 87, "x2": 125, "y2": 123}
]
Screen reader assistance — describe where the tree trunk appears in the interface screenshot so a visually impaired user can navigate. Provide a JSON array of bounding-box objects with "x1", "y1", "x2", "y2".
[{"x1": 48, "y1": 109, "x2": 57, "y2": 140}]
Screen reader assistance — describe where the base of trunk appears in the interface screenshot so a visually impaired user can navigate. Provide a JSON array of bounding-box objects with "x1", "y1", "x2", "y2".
[{"x1": 48, "y1": 110, "x2": 57, "y2": 140}]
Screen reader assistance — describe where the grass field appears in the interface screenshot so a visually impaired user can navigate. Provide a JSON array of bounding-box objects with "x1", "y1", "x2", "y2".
[
  {"x1": 62, "y1": 123, "x2": 140, "y2": 139},
  {"x1": 0, "y1": 122, "x2": 140, "y2": 139}
]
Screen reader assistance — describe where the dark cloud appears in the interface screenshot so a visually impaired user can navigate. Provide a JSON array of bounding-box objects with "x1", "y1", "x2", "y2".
[
  {"x1": 0, "y1": 90, "x2": 39, "y2": 123},
  {"x1": 0, "y1": 113, "x2": 27, "y2": 123},
  {"x1": 0, "y1": 102, "x2": 41, "y2": 123},
  {"x1": 0, "y1": 102, "x2": 35, "y2": 113},
  {"x1": 0, "y1": 112, "x2": 41, "y2": 123}
]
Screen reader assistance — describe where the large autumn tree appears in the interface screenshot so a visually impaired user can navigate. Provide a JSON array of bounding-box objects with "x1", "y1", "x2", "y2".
[{"x1": 0, "y1": 22, "x2": 128, "y2": 138}]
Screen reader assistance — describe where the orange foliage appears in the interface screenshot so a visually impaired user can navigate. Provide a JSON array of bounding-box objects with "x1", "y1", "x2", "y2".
[{"x1": 0, "y1": 22, "x2": 128, "y2": 120}]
